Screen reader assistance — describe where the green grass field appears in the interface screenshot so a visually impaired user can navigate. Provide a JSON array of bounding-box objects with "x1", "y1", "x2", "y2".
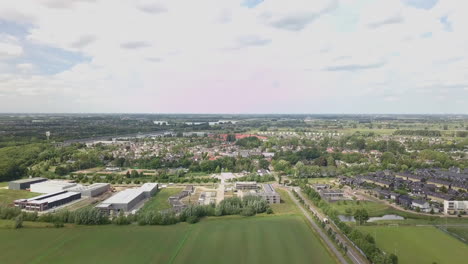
[
  {"x1": 0, "y1": 215, "x2": 336, "y2": 264},
  {"x1": 0, "y1": 182, "x2": 7, "y2": 187},
  {"x1": 0, "y1": 189, "x2": 40, "y2": 206},
  {"x1": 446, "y1": 226, "x2": 468, "y2": 243},
  {"x1": 330, "y1": 200, "x2": 392, "y2": 217},
  {"x1": 357, "y1": 225, "x2": 468, "y2": 264},
  {"x1": 139, "y1": 188, "x2": 183, "y2": 213},
  {"x1": 270, "y1": 189, "x2": 301, "y2": 215}
]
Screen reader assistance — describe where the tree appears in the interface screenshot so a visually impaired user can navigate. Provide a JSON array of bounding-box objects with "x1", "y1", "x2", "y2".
[
  {"x1": 345, "y1": 208, "x2": 353, "y2": 217},
  {"x1": 130, "y1": 170, "x2": 139, "y2": 178},
  {"x1": 388, "y1": 253, "x2": 398, "y2": 264},
  {"x1": 354, "y1": 209, "x2": 369, "y2": 225},
  {"x1": 226, "y1": 134, "x2": 236, "y2": 142}
]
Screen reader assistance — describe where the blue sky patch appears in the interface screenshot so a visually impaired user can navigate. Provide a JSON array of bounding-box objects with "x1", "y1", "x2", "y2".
[
  {"x1": 0, "y1": 19, "x2": 89, "y2": 75},
  {"x1": 402, "y1": 0, "x2": 438, "y2": 10},
  {"x1": 440, "y1": 15, "x2": 452, "y2": 32},
  {"x1": 242, "y1": 0, "x2": 264, "y2": 8}
]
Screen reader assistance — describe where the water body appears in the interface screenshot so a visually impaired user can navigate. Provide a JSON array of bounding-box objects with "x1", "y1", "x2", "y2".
[{"x1": 338, "y1": 214, "x2": 404, "y2": 223}]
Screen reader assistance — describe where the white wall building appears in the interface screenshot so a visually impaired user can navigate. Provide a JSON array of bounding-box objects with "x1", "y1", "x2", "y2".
[{"x1": 444, "y1": 200, "x2": 468, "y2": 215}]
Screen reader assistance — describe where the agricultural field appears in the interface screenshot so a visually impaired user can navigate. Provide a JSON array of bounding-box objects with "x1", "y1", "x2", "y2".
[
  {"x1": 445, "y1": 226, "x2": 468, "y2": 243},
  {"x1": 0, "y1": 215, "x2": 337, "y2": 264},
  {"x1": 357, "y1": 225, "x2": 468, "y2": 264},
  {"x1": 139, "y1": 188, "x2": 183, "y2": 213},
  {"x1": 0, "y1": 189, "x2": 40, "y2": 206}
]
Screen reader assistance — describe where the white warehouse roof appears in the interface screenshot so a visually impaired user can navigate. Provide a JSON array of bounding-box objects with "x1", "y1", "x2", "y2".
[
  {"x1": 68, "y1": 183, "x2": 109, "y2": 192},
  {"x1": 100, "y1": 189, "x2": 142, "y2": 205},
  {"x1": 140, "y1": 183, "x2": 158, "y2": 192},
  {"x1": 30, "y1": 180, "x2": 79, "y2": 194}
]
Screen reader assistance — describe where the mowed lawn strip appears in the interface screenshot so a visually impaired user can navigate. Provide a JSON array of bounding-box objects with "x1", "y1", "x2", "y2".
[
  {"x1": 0, "y1": 215, "x2": 337, "y2": 264},
  {"x1": 329, "y1": 200, "x2": 392, "y2": 217},
  {"x1": 270, "y1": 188, "x2": 301, "y2": 215},
  {"x1": 139, "y1": 187, "x2": 182, "y2": 213},
  {"x1": 357, "y1": 225, "x2": 468, "y2": 264},
  {"x1": 172, "y1": 215, "x2": 336, "y2": 264}
]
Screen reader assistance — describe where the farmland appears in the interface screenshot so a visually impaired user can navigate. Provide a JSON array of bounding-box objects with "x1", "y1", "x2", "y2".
[
  {"x1": 0, "y1": 215, "x2": 336, "y2": 264},
  {"x1": 445, "y1": 226, "x2": 468, "y2": 243},
  {"x1": 357, "y1": 225, "x2": 468, "y2": 264}
]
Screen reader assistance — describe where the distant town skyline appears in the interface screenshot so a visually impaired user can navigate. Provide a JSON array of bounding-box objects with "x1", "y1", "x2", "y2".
[{"x1": 0, "y1": 0, "x2": 467, "y2": 114}]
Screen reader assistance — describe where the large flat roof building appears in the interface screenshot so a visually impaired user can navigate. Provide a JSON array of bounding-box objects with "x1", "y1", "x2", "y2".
[
  {"x1": 96, "y1": 183, "x2": 158, "y2": 214},
  {"x1": 30, "y1": 180, "x2": 78, "y2": 194},
  {"x1": 68, "y1": 183, "x2": 110, "y2": 197},
  {"x1": 14, "y1": 191, "x2": 81, "y2": 211},
  {"x1": 235, "y1": 181, "x2": 257, "y2": 190},
  {"x1": 8, "y1": 178, "x2": 47, "y2": 190}
]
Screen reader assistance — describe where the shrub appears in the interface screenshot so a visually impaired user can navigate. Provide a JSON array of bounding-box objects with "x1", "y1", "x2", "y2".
[
  {"x1": 241, "y1": 207, "x2": 255, "y2": 216},
  {"x1": 14, "y1": 214, "x2": 23, "y2": 229}
]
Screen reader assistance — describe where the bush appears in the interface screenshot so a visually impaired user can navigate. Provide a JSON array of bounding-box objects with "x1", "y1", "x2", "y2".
[
  {"x1": 241, "y1": 207, "x2": 255, "y2": 216},
  {"x1": 266, "y1": 208, "x2": 273, "y2": 214},
  {"x1": 14, "y1": 214, "x2": 23, "y2": 229},
  {"x1": 186, "y1": 215, "x2": 199, "y2": 224},
  {"x1": 54, "y1": 221, "x2": 64, "y2": 228}
]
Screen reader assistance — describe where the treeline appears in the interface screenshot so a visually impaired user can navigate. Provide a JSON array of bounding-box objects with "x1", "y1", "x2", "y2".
[
  {"x1": 301, "y1": 185, "x2": 398, "y2": 264},
  {"x1": 393, "y1": 130, "x2": 441, "y2": 137},
  {"x1": 228, "y1": 173, "x2": 275, "y2": 183},
  {"x1": 0, "y1": 196, "x2": 270, "y2": 227},
  {"x1": 135, "y1": 196, "x2": 271, "y2": 225},
  {"x1": 132, "y1": 156, "x2": 269, "y2": 174},
  {"x1": 0, "y1": 206, "x2": 109, "y2": 225}
]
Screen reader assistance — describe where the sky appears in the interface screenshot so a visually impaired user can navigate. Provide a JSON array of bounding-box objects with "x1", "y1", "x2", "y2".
[{"x1": 0, "y1": 0, "x2": 467, "y2": 114}]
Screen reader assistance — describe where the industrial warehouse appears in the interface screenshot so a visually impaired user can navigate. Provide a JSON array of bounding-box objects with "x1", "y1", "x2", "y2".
[
  {"x1": 96, "y1": 183, "x2": 158, "y2": 214},
  {"x1": 30, "y1": 180, "x2": 78, "y2": 194},
  {"x1": 14, "y1": 191, "x2": 81, "y2": 211},
  {"x1": 68, "y1": 183, "x2": 110, "y2": 197},
  {"x1": 8, "y1": 177, "x2": 47, "y2": 190}
]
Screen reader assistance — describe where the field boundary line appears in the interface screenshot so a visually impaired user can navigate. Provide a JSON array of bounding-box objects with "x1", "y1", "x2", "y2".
[{"x1": 167, "y1": 225, "x2": 193, "y2": 264}]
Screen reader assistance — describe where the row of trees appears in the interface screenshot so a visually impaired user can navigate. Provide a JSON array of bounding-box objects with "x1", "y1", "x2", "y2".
[
  {"x1": 300, "y1": 185, "x2": 398, "y2": 264},
  {"x1": 0, "y1": 206, "x2": 110, "y2": 225},
  {"x1": 137, "y1": 196, "x2": 271, "y2": 225}
]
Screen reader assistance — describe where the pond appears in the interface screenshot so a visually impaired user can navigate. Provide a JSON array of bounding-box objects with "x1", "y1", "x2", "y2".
[{"x1": 338, "y1": 214, "x2": 404, "y2": 223}]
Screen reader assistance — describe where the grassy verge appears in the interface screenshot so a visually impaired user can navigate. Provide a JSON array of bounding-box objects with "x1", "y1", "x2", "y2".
[
  {"x1": 139, "y1": 188, "x2": 183, "y2": 213},
  {"x1": 357, "y1": 225, "x2": 468, "y2": 264},
  {"x1": 0, "y1": 189, "x2": 41, "y2": 206}
]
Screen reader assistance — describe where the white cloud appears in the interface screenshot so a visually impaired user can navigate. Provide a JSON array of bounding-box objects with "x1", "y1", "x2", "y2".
[
  {"x1": 0, "y1": 0, "x2": 467, "y2": 113},
  {"x1": 0, "y1": 41, "x2": 23, "y2": 57}
]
